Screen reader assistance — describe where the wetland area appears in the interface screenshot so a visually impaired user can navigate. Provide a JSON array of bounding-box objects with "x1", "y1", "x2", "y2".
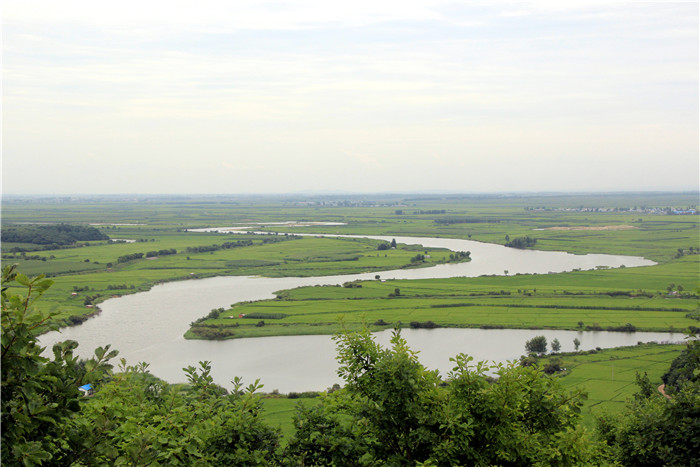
[{"x1": 39, "y1": 232, "x2": 674, "y2": 392}]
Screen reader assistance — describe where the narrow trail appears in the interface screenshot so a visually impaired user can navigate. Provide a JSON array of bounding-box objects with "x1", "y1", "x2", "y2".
[{"x1": 658, "y1": 384, "x2": 672, "y2": 399}]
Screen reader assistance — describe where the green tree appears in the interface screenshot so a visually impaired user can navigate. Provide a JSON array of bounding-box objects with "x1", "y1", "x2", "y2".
[
  {"x1": 552, "y1": 338, "x2": 562, "y2": 353},
  {"x1": 1, "y1": 265, "x2": 117, "y2": 465},
  {"x1": 661, "y1": 337, "x2": 699, "y2": 394},
  {"x1": 2, "y1": 267, "x2": 280, "y2": 465},
  {"x1": 573, "y1": 337, "x2": 581, "y2": 351},
  {"x1": 286, "y1": 327, "x2": 593, "y2": 465},
  {"x1": 525, "y1": 335, "x2": 548, "y2": 354}
]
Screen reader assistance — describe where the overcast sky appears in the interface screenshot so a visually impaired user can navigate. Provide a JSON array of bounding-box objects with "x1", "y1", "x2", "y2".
[{"x1": 2, "y1": 1, "x2": 698, "y2": 194}]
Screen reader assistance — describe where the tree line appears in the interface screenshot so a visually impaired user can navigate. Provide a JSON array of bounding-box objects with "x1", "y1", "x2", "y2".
[{"x1": 1, "y1": 224, "x2": 109, "y2": 246}]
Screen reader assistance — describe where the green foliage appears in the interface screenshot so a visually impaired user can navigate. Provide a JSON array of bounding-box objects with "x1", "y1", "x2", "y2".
[
  {"x1": 66, "y1": 361, "x2": 280, "y2": 465},
  {"x1": 2, "y1": 267, "x2": 282, "y2": 465},
  {"x1": 597, "y1": 341, "x2": 700, "y2": 466},
  {"x1": 285, "y1": 327, "x2": 594, "y2": 466},
  {"x1": 552, "y1": 338, "x2": 562, "y2": 353},
  {"x1": 661, "y1": 337, "x2": 699, "y2": 393},
  {"x1": 1, "y1": 223, "x2": 109, "y2": 246},
  {"x1": 117, "y1": 252, "x2": 144, "y2": 263},
  {"x1": 526, "y1": 335, "x2": 548, "y2": 354},
  {"x1": 1, "y1": 265, "x2": 117, "y2": 465},
  {"x1": 505, "y1": 235, "x2": 538, "y2": 249}
]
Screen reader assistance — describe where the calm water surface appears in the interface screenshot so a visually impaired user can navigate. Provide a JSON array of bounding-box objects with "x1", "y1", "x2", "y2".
[{"x1": 40, "y1": 234, "x2": 668, "y2": 392}]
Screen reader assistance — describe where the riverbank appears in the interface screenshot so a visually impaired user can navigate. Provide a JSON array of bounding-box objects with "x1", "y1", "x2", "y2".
[{"x1": 186, "y1": 255, "x2": 698, "y2": 340}]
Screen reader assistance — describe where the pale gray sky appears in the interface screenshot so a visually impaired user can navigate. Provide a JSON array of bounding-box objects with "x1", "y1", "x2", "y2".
[{"x1": 2, "y1": 1, "x2": 698, "y2": 194}]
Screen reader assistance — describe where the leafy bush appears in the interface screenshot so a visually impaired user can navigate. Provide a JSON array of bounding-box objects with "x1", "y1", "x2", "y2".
[
  {"x1": 505, "y1": 236, "x2": 538, "y2": 249},
  {"x1": 409, "y1": 320, "x2": 440, "y2": 329}
]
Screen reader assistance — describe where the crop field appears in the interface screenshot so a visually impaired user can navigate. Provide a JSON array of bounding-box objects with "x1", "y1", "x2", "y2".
[
  {"x1": 260, "y1": 397, "x2": 322, "y2": 441},
  {"x1": 190, "y1": 255, "x2": 699, "y2": 339},
  {"x1": 2, "y1": 233, "x2": 458, "y2": 327},
  {"x1": 542, "y1": 343, "x2": 686, "y2": 427}
]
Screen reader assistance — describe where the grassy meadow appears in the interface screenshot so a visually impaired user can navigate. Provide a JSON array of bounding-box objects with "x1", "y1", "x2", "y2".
[
  {"x1": 189, "y1": 255, "x2": 699, "y2": 339},
  {"x1": 542, "y1": 342, "x2": 687, "y2": 427},
  {"x1": 2, "y1": 232, "x2": 458, "y2": 327}
]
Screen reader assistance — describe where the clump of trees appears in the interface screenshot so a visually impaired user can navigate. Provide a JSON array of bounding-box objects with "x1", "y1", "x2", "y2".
[
  {"x1": 1, "y1": 224, "x2": 110, "y2": 245},
  {"x1": 448, "y1": 250, "x2": 471, "y2": 261},
  {"x1": 117, "y1": 252, "x2": 144, "y2": 263},
  {"x1": 378, "y1": 238, "x2": 398, "y2": 250},
  {"x1": 505, "y1": 236, "x2": 538, "y2": 249},
  {"x1": 145, "y1": 248, "x2": 177, "y2": 258},
  {"x1": 185, "y1": 240, "x2": 254, "y2": 253}
]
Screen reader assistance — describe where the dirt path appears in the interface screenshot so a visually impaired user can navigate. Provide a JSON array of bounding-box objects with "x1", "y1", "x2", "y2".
[{"x1": 658, "y1": 384, "x2": 672, "y2": 399}]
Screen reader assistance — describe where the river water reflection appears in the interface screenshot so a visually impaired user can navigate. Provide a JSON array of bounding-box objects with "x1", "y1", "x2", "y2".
[{"x1": 40, "y1": 234, "x2": 670, "y2": 392}]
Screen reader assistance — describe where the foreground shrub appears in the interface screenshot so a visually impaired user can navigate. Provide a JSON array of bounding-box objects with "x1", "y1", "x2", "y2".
[{"x1": 285, "y1": 327, "x2": 595, "y2": 466}]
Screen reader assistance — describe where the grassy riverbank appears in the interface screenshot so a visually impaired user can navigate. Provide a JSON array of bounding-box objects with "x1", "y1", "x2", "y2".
[
  {"x1": 2, "y1": 233, "x2": 462, "y2": 329},
  {"x1": 187, "y1": 255, "x2": 699, "y2": 339}
]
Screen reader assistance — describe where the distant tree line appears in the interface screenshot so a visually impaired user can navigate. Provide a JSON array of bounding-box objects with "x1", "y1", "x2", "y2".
[
  {"x1": 185, "y1": 236, "x2": 300, "y2": 255},
  {"x1": 186, "y1": 240, "x2": 254, "y2": 254},
  {"x1": 145, "y1": 248, "x2": 177, "y2": 258},
  {"x1": 117, "y1": 252, "x2": 144, "y2": 263},
  {"x1": 414, "y1": 210, "x2": 446, "y2": 214},
  {"x1": 434, "y1": 217, "x2": 500, "y2": 225},
  {"x1": 1, "y1": 224, "x2": 109, "y2": 245},
  {"x1": 505, "y1": 236, "x2": 538, "y2": 249}
]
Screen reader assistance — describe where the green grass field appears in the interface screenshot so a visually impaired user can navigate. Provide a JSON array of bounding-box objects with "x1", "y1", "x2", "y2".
[
  {"x1": 260, "y1": 397, "x2": 322, "y2": 442},
  {"x1": 544, "y1": 343, "x2": 686, "y2": 427},
  {"x1": 189, "y1": 255, "x2": 699, "y2": 339},
  {"x1": 2, "y1": 234, "x2": 462, "y2": 327}
]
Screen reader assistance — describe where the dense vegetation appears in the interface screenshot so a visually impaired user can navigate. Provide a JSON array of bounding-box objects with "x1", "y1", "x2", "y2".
[
  {"x1": 3, "y1": 267, "x2": 698, "y2": 465},
  {"x1": 505, "y1": 235, "x2": 537, "y2": 249},
  {"x1": 1, "y1": 224, "x2": 109, "y2": 247}
]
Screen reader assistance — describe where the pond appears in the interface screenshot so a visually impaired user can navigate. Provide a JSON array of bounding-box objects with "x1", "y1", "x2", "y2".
[{"x1": 40, "y1": 234, "x2": 670, "y2": 392}]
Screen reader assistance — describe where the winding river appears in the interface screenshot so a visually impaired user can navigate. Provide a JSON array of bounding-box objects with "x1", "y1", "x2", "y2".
[{"x1": 40, "y1": 234, "x2": 680, "y2": 392}]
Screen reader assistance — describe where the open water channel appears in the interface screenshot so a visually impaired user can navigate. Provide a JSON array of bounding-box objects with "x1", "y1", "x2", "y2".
[{"x1": 40, "y1": 233, "x2": 682, "y2": 392}]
